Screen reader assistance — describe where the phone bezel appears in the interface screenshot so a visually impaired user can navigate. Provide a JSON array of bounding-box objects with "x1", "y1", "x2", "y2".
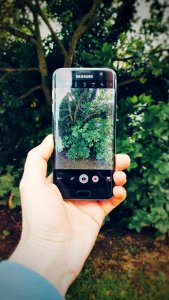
[{"x1": 52, "y1": 68, "x2": 117, "y2": 200}]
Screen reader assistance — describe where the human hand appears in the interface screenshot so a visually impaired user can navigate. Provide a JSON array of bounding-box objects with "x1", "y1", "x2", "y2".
[{"x1": 10, "y1": 135, "x2": 130, "y2": 296}]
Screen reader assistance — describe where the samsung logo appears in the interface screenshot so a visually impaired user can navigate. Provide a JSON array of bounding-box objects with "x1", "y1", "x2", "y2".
[{"x1": 76, "y1": 75, "x2": 93, "y2": 78}]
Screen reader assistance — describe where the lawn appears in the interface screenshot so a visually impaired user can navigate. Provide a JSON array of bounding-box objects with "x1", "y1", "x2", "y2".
[
  {"x1": 0, "y1": 205, "x2": 169, "y2": 300},
  {"x1": 67, "y1": 229, "x2": 169, "y2": 300}
]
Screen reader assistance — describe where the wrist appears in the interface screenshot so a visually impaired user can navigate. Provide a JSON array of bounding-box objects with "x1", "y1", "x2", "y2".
[{"x1": 10, "y1": 237, "x2": 73, "y2": 296}]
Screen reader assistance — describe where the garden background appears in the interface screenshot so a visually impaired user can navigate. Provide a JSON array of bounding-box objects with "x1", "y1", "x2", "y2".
[{"x1": 0, "y1": 0, "x2": 169, "y2": 299}]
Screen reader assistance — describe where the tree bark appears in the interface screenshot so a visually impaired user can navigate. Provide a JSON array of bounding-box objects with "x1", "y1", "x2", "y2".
[
  {"x1": 33, "y1": 11, "x2": 52, "y2": 105},
  {"x1": 0, "y1": 68, "x2": 39, "y2": 72},
  {"x1": 64, "y1": 0, "x2": 102, "y2": 67},
  {"x1": 19, "y1": 85, "x2": 41, "y2": 100},
  {"x1": 64, "y1": 51, "x2": 74, "y2": 67},
  {"x1": 24, "y1": 0, "x2": 67, "y2": 60},
  {"x1": 1, "y1": 0, "x2": 102, "y2": 101},
  {"x1": 118, "y1": 73, "x2": 148, "y2": 87}
]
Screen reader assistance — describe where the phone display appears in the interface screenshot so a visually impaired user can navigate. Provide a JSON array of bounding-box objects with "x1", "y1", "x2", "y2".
[{"x1": 52, "y1": 68, "x2": 116, "y2": 199}]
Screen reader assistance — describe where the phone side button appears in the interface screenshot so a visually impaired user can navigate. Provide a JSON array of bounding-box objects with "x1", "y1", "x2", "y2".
[{"x1": 77, "y1": 190, "x2": 91, "y2": 199}]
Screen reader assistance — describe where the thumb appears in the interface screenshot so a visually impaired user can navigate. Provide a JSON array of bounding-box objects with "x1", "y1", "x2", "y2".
[{"x1": 22, "y1": 135, "x2": 54, "y2": 186}]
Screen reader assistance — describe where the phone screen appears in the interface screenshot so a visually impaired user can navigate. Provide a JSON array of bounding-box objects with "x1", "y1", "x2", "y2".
[{"x1": 53, "y1": 69, "x2": 116, "y2": 199}]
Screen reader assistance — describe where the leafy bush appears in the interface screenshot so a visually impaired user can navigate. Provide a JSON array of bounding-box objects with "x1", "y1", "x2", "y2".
[
  {"x1": 59, "y1": 88, "x2": 113, "y2": 164},
  {"x1": 66, "y1": 139, "x2": 90, "y2": 159},
  {"x1": 116, "y1": 94, "x2": 169, "y2": 235},
  {"x1": 0, "y1": 166, "x2": 20, "y2": 208}
]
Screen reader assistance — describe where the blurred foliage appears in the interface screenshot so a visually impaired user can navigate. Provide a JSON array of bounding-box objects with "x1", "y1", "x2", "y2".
[{"x1": 0, "y1": 0, "x2": 169, "y2": 235}]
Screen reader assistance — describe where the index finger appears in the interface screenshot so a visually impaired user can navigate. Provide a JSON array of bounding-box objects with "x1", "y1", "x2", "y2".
[{"x1": 115, "y1": 154, "x2": 131, "y2": 171}]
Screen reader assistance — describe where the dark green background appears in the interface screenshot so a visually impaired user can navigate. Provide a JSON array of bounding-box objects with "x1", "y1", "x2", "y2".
[{"x1": 0, "y1": 0, "x2": 169, "y2": 236}]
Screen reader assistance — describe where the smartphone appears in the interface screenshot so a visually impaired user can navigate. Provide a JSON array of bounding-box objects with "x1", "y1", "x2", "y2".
[{"x1": 52, "y1": 68, "x2": 117, "y2": 200}]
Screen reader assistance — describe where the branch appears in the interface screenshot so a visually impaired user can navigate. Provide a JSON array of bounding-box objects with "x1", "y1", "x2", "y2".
[
  {"x1": 70, "y1": 0, "x2": 102, "y2": 53},
  {"x1": 161, "y1": 3, "x2": 169, "y2": 9},
  {"x1": 114, "y1": 49, "x2": 169, "y2": 65},
  {"x1": 155, "y1": 48, "x2": 169, "y2": 54},
  {"x1": 118, "y1": 74, "x2": 147, "y2": 87},
  {"x1": 19, "y1": 85, "x2": 41, "y2": 100},
  {"x1": 113, "y1": 56, "x2": 136, "y2": 62},
  {"x1": 0, "y1": 67, "x2": 39, "y2": 72},
  {"x1": 84, "y1": 112, "x2": 98, "y2": 121},
  {"x1": 67, "y1": 94, "x2": 74, "y2": 122},
  {"x1": 24, "y1": 0, "x2": 67, "y2": 58},
  {"x1": 114, "y1": 49, "x2": 169, "y2": 63},
  {"x1": 0, "y1": 25, "x2": 37, "y2": 45},
  {"x1": 0, "y1": 73, "x2": 9, "y2": 82},
  {"x1": 74, "y1": 90, "x2": 86, "y2": 122},
  {"x1": 0, "y1": 68, "x2": 40, "y2": 83}
]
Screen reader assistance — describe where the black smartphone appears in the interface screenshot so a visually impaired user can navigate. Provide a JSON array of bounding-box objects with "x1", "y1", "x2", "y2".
[{"x1": 52, "y1": 68, "x2": 117, "y2": 200}]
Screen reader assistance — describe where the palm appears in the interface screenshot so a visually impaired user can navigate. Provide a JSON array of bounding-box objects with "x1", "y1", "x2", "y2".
[
  {"x1": 12, "y1": 136, "x2": 130, "y2": 295},
  {"x1": 46, "y1": 182, "x2": 104, "y2": 241},
  {"x1": 57, "y1": 191, "x2": 105, "y2": 277},
  {"x1": 65, "y1": 200, "x2": 103, "y2": 275},
  {"x1": 28, "y1": 182, "x2": 106, "y2": 279}
]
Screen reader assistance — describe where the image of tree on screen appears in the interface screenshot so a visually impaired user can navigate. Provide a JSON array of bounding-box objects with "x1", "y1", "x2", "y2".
[{"x1": 57, "y1": 88, "x2": 114, "y2": 167}]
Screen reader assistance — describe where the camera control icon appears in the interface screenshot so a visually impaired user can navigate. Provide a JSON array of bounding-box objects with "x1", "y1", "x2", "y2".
[
  {"x1": 92, "y1": 175, "x2": 99, "y2": 183},
  {"x1": 79, "y1": 174, "x2": 88, "y2": 184}
]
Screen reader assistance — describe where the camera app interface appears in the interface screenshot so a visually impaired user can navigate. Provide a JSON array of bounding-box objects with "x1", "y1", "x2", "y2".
[{"x1": 53, "y1": 70, "x2": 115, "y2": 170}]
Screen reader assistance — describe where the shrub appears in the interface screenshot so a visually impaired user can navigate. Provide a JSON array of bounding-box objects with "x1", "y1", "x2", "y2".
[
  {"x1": 0, "y1": 166, "x2": 20, "y2": 208},
  {"x1": 116, "y1": 94, "x2": 169, "y2": 236}
]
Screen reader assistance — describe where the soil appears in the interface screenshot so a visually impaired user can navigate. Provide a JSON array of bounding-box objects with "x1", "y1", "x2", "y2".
[
  {"x1": 55, "y1": 152, "x2": 112, "y2": 169},
  {"x1": 93, "y1": 227, "x2": 169, "y2": 280},
  {"x1": 0, "y1": 205, "x2": 169, "y2": 282},
  {"x1": 0, "y1": 205, "x2": 21, "y2": 261}
]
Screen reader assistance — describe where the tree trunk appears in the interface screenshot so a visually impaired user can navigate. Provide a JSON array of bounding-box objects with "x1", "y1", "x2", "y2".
[
  {"x1": 36, "y1": 41, "x2": 52, "y2": 105},
  {"x1": 33, "y1": 12, "x2": 52, "y2": 105},
  {"x1": 64, "y1": 51, "x2": 74, "y2": 68}
]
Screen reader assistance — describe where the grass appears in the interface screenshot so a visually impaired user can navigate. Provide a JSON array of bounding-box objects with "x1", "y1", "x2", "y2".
[
  {"x1": 66, "y1": 228, "x2": 169, "y2": 300},
  {"x1": 66, "y1": 259, "x2": 169, "y2": 300}
]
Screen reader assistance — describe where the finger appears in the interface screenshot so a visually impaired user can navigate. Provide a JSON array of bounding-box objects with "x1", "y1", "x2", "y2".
[
  {"x1": 113, "y1": 171, "x2": 127, "y2": 186},
  {"x1": 99, "y1": 186, "x2": 126, "y2": 216},
  {"x1": 113, "y1": 186, "x2": 126, "y2": 201},
  {"x1": 47, "y1": 172, "x2": 53, "y2": 183},
  {"x1": 22, "y1": 135, "x2": 54, "y2": 184},
  {"x1": 115, "y1": 154, "x2": 131, "y2": 171}
]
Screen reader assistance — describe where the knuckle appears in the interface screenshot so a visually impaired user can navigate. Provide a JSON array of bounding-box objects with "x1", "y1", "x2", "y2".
[
  {"x1": 117, "y1": 170, "x2": 126, "y2": 178},
  {"x1": 125, "y1": 154, "x2": 131, "y2": 165},
  {"x1": 122, "y1": 172, "x2": 127, "y2": 182},
  {"x1": 122, "y1": 189, "x2": 127, "y2": 200},
  {"x1": 114, "y1": 171, "x2": 127, "y2": 184}
]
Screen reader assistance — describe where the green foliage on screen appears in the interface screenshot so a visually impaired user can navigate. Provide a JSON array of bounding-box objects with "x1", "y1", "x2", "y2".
[{"x1": 58, "y1": 88, "x2": 113, "y2": 165}]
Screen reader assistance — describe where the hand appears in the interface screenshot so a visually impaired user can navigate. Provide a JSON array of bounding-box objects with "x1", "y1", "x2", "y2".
[{"x1": 10, "y1": 135, "x2": 130, "y2": 296}]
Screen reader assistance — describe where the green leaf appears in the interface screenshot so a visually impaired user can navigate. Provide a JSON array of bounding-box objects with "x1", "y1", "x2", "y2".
[{"x1": 2, "y1": 230, "x2": 10, "y2": 237}]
